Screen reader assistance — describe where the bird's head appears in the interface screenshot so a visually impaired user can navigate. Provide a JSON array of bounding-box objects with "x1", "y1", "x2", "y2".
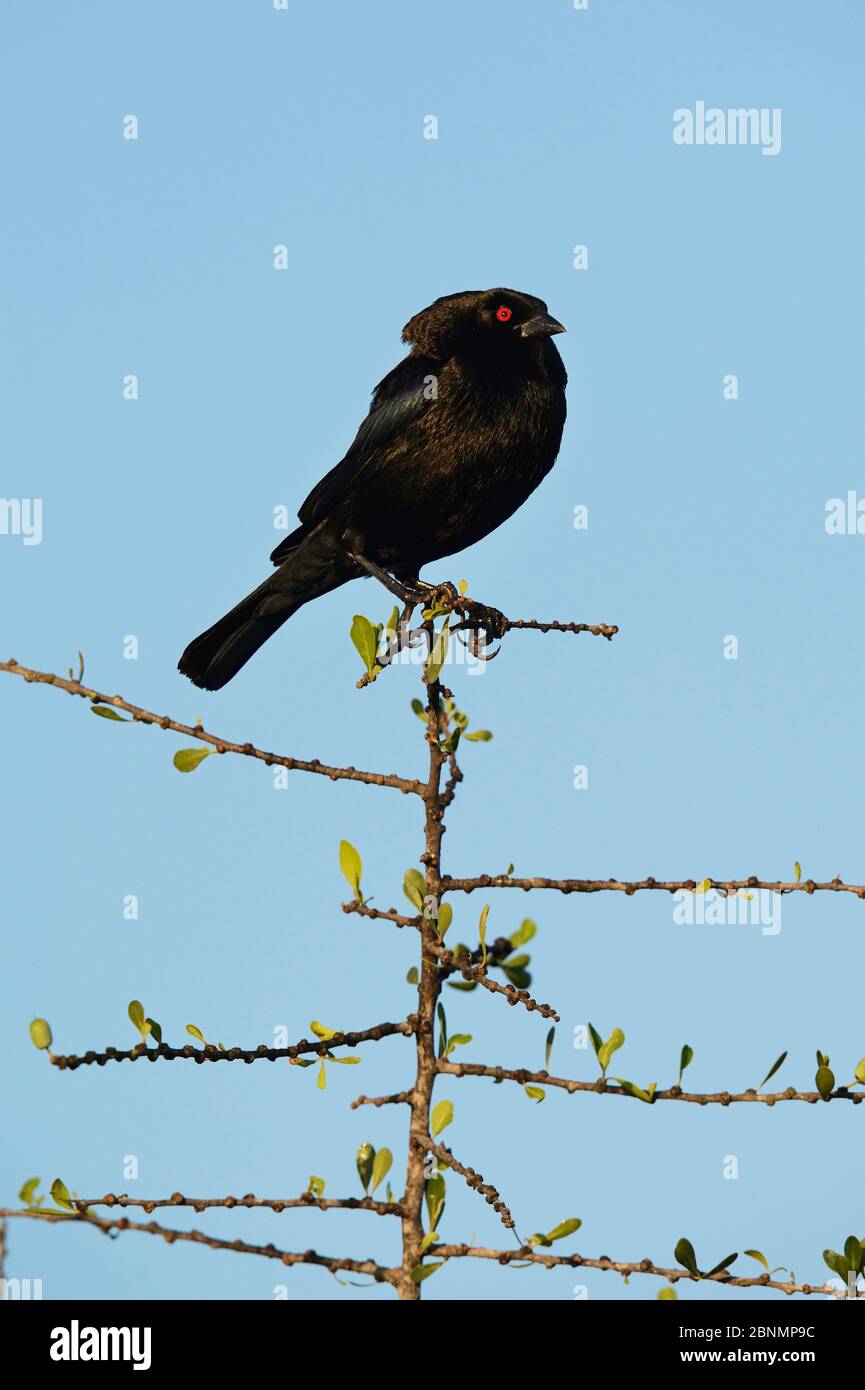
[{"x1": 402, "y1": 288, "x2": 566, "y2": 362}]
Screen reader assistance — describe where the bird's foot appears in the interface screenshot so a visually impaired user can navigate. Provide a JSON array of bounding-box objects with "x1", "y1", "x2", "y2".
[
  {"x1": 421, "y1": 580, "x2": 460, "y2": 614},
  {"x1": 452, "y1": 598, "x2": 508, "y2": 660}
]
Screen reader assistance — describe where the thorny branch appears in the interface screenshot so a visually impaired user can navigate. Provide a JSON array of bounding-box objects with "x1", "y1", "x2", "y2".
[
  {"x1": 430, "y1": 941, "x2": 560, "y2": 1021},
  {"x1": 427, "y1": 1244, "x2": 843, "y2": 1297},
  {"x1": 420, "y1": 1138, "x2": 516, "y2": 1233},
  {"x1": 438, "y1": 1060, "x2": 865, "y2": 1106},
  {"x1": 0, "y1": 660, "x2": 423, "y2": 797},
  {"x1": 441, "y1": 873, "x2": 865, "y2": 899},
  {"x1": 0, "y1": 1208, "x2": 397, "y2": 1284},
  {"x1": 3, "y1": 637, "x2": 862, "y2": 1302},
  {"x1": 1, "y1": 1206, "x2": 844, "y2": 1297},
  {"x1": 71, "y1": 1193, "x2": 401, "y2": 1217},
  {"x1": 45, "y1": 1020, "x2": 415, "y2": 1071}
]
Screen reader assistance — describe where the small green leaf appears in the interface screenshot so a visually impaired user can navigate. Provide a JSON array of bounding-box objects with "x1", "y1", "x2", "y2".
[
  {"x1": 317, "y1": 1059, "x2": 327, "y2": 1090},
  {"x1": 370, "y1": 1148, "x2": 392, "y2": 1195},
  {"x1": 757, "y1": 1051, "x2": 787, "y2": 1091},
  {"x1": 436, "y1": 902, "x2": 453, "y2": 939},
  {"x1": 823, "y1": 1248, "x2": 850, "y2": 1280},
  {"x1": 330, "y1": 1055, "x2": 360, "y2": 1064},
  {"x1": 588, "y1": 1022, "x2": 604, "y2": 1062},
  {"x1": 410, "y1": 698, "x2": 427, "y2": 723},
  {"x1": 478, "y1": 904, "x2": 490, "y2": 966},
  {"x1": 128, "y1": 1001, "x2": 151, "y2": 1041},
  {"x1": 339, "y1": 840, "x2": 363, "y2": 899},
  {"x1": 658, "y1": 1286, "x2": 677, "y2": 1301},
  {"x1": 350, "y1": 614, "x2": 379, "y2": 673},
  {"x1": 186, "y1": 1024, "x2": 205, "y2": 1044},
  {"x1": 436, "y1": 1002, "x2": 448, "y2": 1058},
  {"x1": 446, "y1": 1033, "x2": 472, "y2": 1055},
  {"x1": 745, "y1": 1249, "x2": 769, "y2": 1272},
  {"x1": 598, "y1": 1027, "x2": 625, "y2": 1075},
  {"x1": 90, "y1": 705, "x2": 130, "y2": 722},
  {"x1": 677, "y1": 1044, "x2": 694, "y2": 1086},
  {"x1": 356, "y1": 1142, "x2": 375, "y2": 1193},
  {"x1": 508, "y1": 919, "x2": 537, "y2": 949},
  {"x1": 854, "y1": 1057, "x2": 865, "y2": 1086},
  {"x1": 794, "y1": 861, "x2": 801, "y2": 882},
  {"x1": 410, "y1": 1262, "x2": 443, "y2": 1283},
  {"x1": 406, "y1": 966, "x2": 419, "y2": 985},
  {"x1": 546, "y1": 1218, "x2": 582, "y2": 1243},
  {"x1": 51, "y1": 1179, "x2": 74, "y2": 1212},
  {"x1": 403, "y1": 869, "x2": 426, "y2": 910},
  {"x1": 843, "y1": 1235, "x2": 862, "y2": 1272},
  {"x1": 524, "y1": 1085, "x2": 545, "y2": 1103},
  {"x1": 442, "y1": 726, "x2": 461, "y2": 755},
  {"x1": 145, "y1": 1018, "x2": 162, "y2": 1045},
  {"x1": 706, "y1": 1252, "x2": 738, "y2": 1277},
  {"x1": 425, "y1": 1172, "x2": 446, "y2": 1231},
  {"x1": 310, "y1": 1020, "x2": 337, "y2": 1040},
  {"x1": 464, "y1": 730, "x2": 493, "y2": 742},
  {"x1": 173, "y1": 747, "x2": 213, "y2": 773},
  {"x1": 425, "y1": 620, "x2": 450, "y2": 684},
  {"x1": 544, "y1": 1027, "x2": 555, "y2": 1071},
  {"x1": 383, "y1": 606, "x2": 400, "y2": 646},
  {"x1": 431, "y1": 1099, "x2": 453, "y2": 1138},
  {"x1": 675, "y1": 1237, "x2": 699, "y2": 1276},
  {"x1": 614, "y1": 1077, "x2": 654, "y2": 1103},
  {"x1": 19, "y1": 1177, "x2": 41, "y2": 1206},
  {"x1": 307, "y1": 1174, "x2": 326, "y2": 1199},
  {"x1": 816, "y1": 1065, "x2": 835, "y2": 1099},
  {"x1": 29, "y1": 1018, "x2": 52, "y2": 1051}
]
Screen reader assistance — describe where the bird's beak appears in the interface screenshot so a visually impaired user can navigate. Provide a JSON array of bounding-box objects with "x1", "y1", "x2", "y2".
[{"x1": 519, "y1": 313, "x2": 566, "y2": 338}]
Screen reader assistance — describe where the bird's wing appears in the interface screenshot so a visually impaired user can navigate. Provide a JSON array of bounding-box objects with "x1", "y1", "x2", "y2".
[
  {"x1": 298, "y1": 353, "x2": 439, "y2": 527},
  {"x1": 269, "y1": 353, "x2": 439, "y2": 565}
]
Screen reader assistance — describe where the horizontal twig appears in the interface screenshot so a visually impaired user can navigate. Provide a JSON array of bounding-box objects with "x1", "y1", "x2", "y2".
[
  {"x1": 72, "y1": 1192, "x2": 401, "y2": 1216},
  {"x1": 342, "y1": 901, "x2": 421, "y2": 929},
  {"x1": 438, "y1": 1060, "x2": 865, "y2": 1106},
  {"x1": 427, "y1": 1243, "x2": 840, "y2": 1296},
  {"x1": 441, "y1": 873, "x2": 865, "y2": 899},
  {"x1": 0, "y1": 660, "x2": 423, "y2": 796},
  {"x1": 0, "y1": 1208, "x2": 396, "y2": 1283},
  {"x1": 1, "y1": 1206, "x2": 844, "y2": 1297},
  {"x1": 496, "y1": 618, "x2": 618, "y2": 639},
  {"x1": 46, "y1": 1019, "x2": 416, "y2": 1071},
  {"x1": 351, "y1": 1091, "x2": 413, "y2": 1109}
]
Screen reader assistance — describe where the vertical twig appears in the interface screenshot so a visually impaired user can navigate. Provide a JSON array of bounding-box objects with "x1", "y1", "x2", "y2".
[{"x1": 397, "y1": 631, "x2": 449, "y2": 1298}]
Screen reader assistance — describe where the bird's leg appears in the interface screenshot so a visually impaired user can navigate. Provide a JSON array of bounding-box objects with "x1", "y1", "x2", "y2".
[
  {"x1": 347, "y1": 553, "x2": 460, "y2": 617},
  {"x1": 346, "y1": 551, "x2": 504, "y2": 660},
  {"x1": 346, "y1": 551, "x2": 420, "y2": 606}
]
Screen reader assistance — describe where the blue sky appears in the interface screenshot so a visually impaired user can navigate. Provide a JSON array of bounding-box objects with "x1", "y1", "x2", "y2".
[{"x1": 2, "y1": 0, "x2": 864, "y2": 1302}]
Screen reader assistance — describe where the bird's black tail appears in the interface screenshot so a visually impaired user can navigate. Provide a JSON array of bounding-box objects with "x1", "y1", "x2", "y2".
[{"x1": 178, "y1": 538, "x2": 346, "y2": 690}]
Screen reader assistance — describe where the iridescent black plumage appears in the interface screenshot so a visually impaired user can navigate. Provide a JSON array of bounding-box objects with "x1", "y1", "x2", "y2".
[{"x1": 179, "y1": 288, "x2": 566, "y2": 689}]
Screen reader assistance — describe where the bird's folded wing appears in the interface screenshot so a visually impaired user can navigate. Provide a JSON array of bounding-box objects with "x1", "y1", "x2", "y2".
[{"x1": 297, "y1": 352, "x2": 439, "y2": 528}]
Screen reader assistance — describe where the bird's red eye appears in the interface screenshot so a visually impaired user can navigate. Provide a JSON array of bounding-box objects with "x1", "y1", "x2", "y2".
[{"x1": 496, "y1": 305, "x2": 513, "y2": 322}]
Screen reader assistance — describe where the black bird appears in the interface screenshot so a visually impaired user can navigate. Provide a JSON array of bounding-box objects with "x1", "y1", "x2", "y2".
[{"x1": 178, "y1": 288, "x2": 566, "y2": 689}]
